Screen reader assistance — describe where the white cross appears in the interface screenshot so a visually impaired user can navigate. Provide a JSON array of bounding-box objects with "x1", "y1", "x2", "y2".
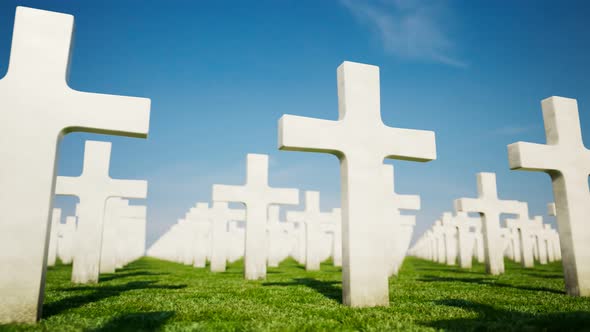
[
  {"x1": 452, "y1": 211, "x2": 481, "y2": 269},
  {"x1": 209, "y1": 202, "x2": 245, "y2": 272},
  {"x1": 382, "y1": 164, "x2": 420, "y2": 276},
  {"x1": 213, "y1": 154, "x2": 299, "y2": 280},
  {"x1": 505, "y1": 206, "x2": 540, "y2": 269},
  {"x1": 185, "y1": 202, "x2": 212, "y2": 268},
  {"x1": 47, "y1": 208, "x2": 62, "y2": 267},
  {"x1": 508, "y1": 96, "x2": 589, "y2": 296},
  {"x1": 267, "y1": 205, "x2": 290, "y2": 267},
  {"x1": 278, "y1": 61, "x2": 436, "y2": 307},
  {"x1": 0, "y1": 7, "x2": 150, "y2": 323},
  {"x1": 57, "y1": 216, "x2": 77, "y2": 264},
  {"x1": 286, "y1": 191, "x2": 332, "y2": 271},
  {"x1": 454, "y1": 172, "x2": 525, "y2": 275},
  {"x1": 55, "y1": 141, "x2": 148, "y2": 284},
  {"x1": 100, "y1": 198, "x2": 126, "y2": 274}
]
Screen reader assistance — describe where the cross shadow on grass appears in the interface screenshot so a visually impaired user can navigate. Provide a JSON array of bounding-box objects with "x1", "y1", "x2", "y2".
[
  {"x1": 263, "y1": 278, "x2": 341, "y2": 303},
  {"x1": 424, "y1": 299, "x2": 590, "y2": 331},
  {"x1": 99, "y1": 271, "x2": 168, "y2": 282},
  {"x1": 43, "y1": 281, "x2": 186, "y2": 318},
  {"x1": 88, "y1": 311, "x2": 175, "y2": 332},
  {"x1": 417, "y1": 275, "x2": 564, "y2": 295}
]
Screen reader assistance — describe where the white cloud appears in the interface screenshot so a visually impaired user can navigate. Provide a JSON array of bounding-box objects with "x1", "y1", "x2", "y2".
[{"x1": 340, "y1": 0, "x2": 466, "y2": 67}]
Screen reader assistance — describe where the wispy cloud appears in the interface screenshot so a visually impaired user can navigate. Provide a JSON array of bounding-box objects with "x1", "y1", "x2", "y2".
[{"x1": 340, "y1": 0, "x2": 466, "y2": 67}]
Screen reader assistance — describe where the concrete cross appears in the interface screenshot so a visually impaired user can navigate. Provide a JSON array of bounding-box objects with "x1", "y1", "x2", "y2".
[
  {"x1": 0, "y1": 7, "x2": 150, "y2": 323},
  {"x1": 452, "y1": 212, "x2": 481, "y2": 269},
  {"x1": 505, "y1": 207, "x2": 540, "y2": 269},
  {"x1": 100, "y1": 198, "x2": 126, "y2": 273},
  {"x1": 440, "y1": 213, "x2": 459, "y2": 266},
  {"x1": 383, "y1": 165, "x2": 420, "y2": 276},
  {"x1": 185, "y1": 203, "x2": 213, "y2": 268},
  {"x1": 286, "y1": 191, "x2": 332, "y2": 271},
  {"x1": 267, "y1": 205, "x2": 290, "y2": 268},
  {"x1": 55, "y1": 141, "x2": 148, "y2": 284},
  {"x1": 47, "y1": 208, "x2": 62, "y2": 267},
  {"x1": 57, "y1": 216, "x2": 76, "y2": 264},
  {"x1": 508, "y1": 96, "x2": 589, "y2": 296},
  {"x1": 278, "y1": 61, "x2": 436, "y2": 307},
  {"x1": 213, "y1": 154, "x2": 299, "y2": 280},
  {"x1": 209, "y1": 202, "x2": 246, "y2": 272},
  {"x1": 455, "y1": 173, "x2": 526, "y2": 275},
  {"x1": 508, "y1": 97, "x2": 590, "y2": 296}
]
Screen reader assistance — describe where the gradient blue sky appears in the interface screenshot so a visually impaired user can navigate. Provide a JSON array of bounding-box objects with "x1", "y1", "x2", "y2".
[{"x1": 1, "y1": 1, "x2": 588, "y2": 247}]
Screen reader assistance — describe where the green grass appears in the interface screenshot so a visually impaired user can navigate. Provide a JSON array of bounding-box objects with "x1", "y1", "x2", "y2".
[{"x1": 1, "y1": 257, "x2": 589, "y2": 331}]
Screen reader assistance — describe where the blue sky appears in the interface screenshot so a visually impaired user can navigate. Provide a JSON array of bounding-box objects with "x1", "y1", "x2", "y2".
[{"x1": 1, "y1": 0, "x2": 589, "y2": 247}]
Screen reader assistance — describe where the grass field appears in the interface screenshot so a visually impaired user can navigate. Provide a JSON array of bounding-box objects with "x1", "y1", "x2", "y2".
[{"x1": 1, "y1": 257, "x2": 589, "y2": 331}]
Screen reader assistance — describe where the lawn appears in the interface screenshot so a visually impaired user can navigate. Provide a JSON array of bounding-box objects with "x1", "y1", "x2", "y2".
[{"x1": 1, "y1": 257, "x2": 589, "y2": 331}]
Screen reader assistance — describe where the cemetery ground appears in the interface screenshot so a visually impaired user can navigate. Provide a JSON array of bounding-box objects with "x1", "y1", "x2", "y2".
[{"x1": 2, "y1": 258, "x2": 589, "y2": 332}]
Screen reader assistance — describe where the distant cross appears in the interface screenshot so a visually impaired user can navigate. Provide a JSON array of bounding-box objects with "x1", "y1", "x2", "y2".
[
  {"x1": 505, "y1": 205, "x2": 539, "y2": 269},
  {"x1": 100, "y1": 198, "x2": 126, "y2": 273},
  {"x1": 454, "y1": 173, "x2": 526, "y2": 275},
  {"x1": 116, "y1": 203, "x2": 147, "y2": 268},
  {"x1": 0, "y1": 7, "x2": 150, "y2": 323},
  {"x1": 55, "y1": 141, "x2": 148, "y2": 284},
  {"x1": 382, "y1": 164, "x2": 420, "y2": 276},
  {"x1": 508, "y1": 96, "x2": 589, "y2": 296},
  {"x1": 185, "y1": 202, "x2": 213, "y2": 268},
  {"x1": 440, "y1": 213, "x2": 458, "y2": 266},
  {"x1": 267, "y1": 205, "x2": 289, "y2": 268},
  {"x1": 209, "y1": 202, "x2": 246, "y2": 272},
  {"x1": 57, "y1": 216, "x2": 77, "y2": 264},
  {"x1": 278, "y1": 61, "x2": 436, "y2": 307},
  {"x1": 286, "y1": 191, "x2": 332, "y2": 271},
  {"x1": 213, "y1": 154, "x2": 299, "y2": 280},
  {"x1": 324, "y1": 208, "x2": 343, "y2": 267},
  {"x1": 452, "y1": 212, "x2": 481, "y2": 269},
  {"x1": 47, "y1": 208, "x2": 62, "y2": 267}
]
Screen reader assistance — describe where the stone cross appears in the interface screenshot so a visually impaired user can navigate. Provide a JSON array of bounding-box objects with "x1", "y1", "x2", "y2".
[
  {"x1": 505, "y1": 208, "x2": 539, "y2": 269},
  {"x1": 382, "y1": 164, "x2": 420, "y2": 276},
  {"x1": 455, "y1": 173, "x2": 525, "y2": 275},
  {"x1": 209, "y1": 202, "x2": 246, "y2": 272},
  {"x1": 440, "y1": 213, "x2": 458, "y2": 266},
  {"x1": 55, "y1": 141, "x2": 148, "y2": 284},
  {"x1": 47, "y1": 208, "x2": 62, "y2": 267},
  {"x1": 278, "y1": 61, "x2": 436, "y2": 307},
  {"x1": 452, "y1": 212, "x2": 481, "y2": 269},
  {"x1": 100, "y1": 198, "x2": 126, "y2": 273},
  {"x1": 508, "y1": 96, "x2": 588, "y2": 296},
  {"x1": 327, "y1": 208, "x2": 343, "y2": 267},
  {"x1": 57, "y1": 216, "x2": 76, "y2": 264},
  {"x1": 286, "y1": 191, "x2": 332, "y2": 271},
  {"x1": 102, "y1": 200, "x2": 146, "y2": 272},
  {"x1": 267, "y1": 205, "x2": 289, "y2": 268},
  {"x1": 0, "y1": 7, "x2": 150, "y2": 323},
  {"x1": 213, "y1": 154, "x2": 299, "y2": 280},
  {"x1": 185, "y1": 203, "x2": 212, "y2": 268}
]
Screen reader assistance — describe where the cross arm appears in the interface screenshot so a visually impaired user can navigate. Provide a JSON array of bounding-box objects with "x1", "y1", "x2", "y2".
[
  {"x1": 507, "y1": 142, "x2": 558, "y2": 172},
  {"x1": 382, "y1": 127, "x2": 436, "y2": 162},
  {"x1": 109, "y1": 179, "x2": 148, "y2": 199},
  {"x1": 54, "y1": 175, "x2": 79, "y2": 196},
  {"x1": 454, "y1": 198, "x2": 482, "y2": 214},
  {"x1": 394, "y1": 194, "x2": 421, "y2": 211},
  {"x1": 286, "y1": 210, "x2": 305, "y2": 223},
  {"x1": 269, "y1": 187, "x2": 299, "y2": 206},
  {"x1": 212, "y1": 184, "x2": 247, "y2": 205},
  {"x1": 63, "y1": 90, "x2": 150, "y2": 138},
  {"x1": 278, "y1": 115, "x2": 343, "y2": 156}
]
